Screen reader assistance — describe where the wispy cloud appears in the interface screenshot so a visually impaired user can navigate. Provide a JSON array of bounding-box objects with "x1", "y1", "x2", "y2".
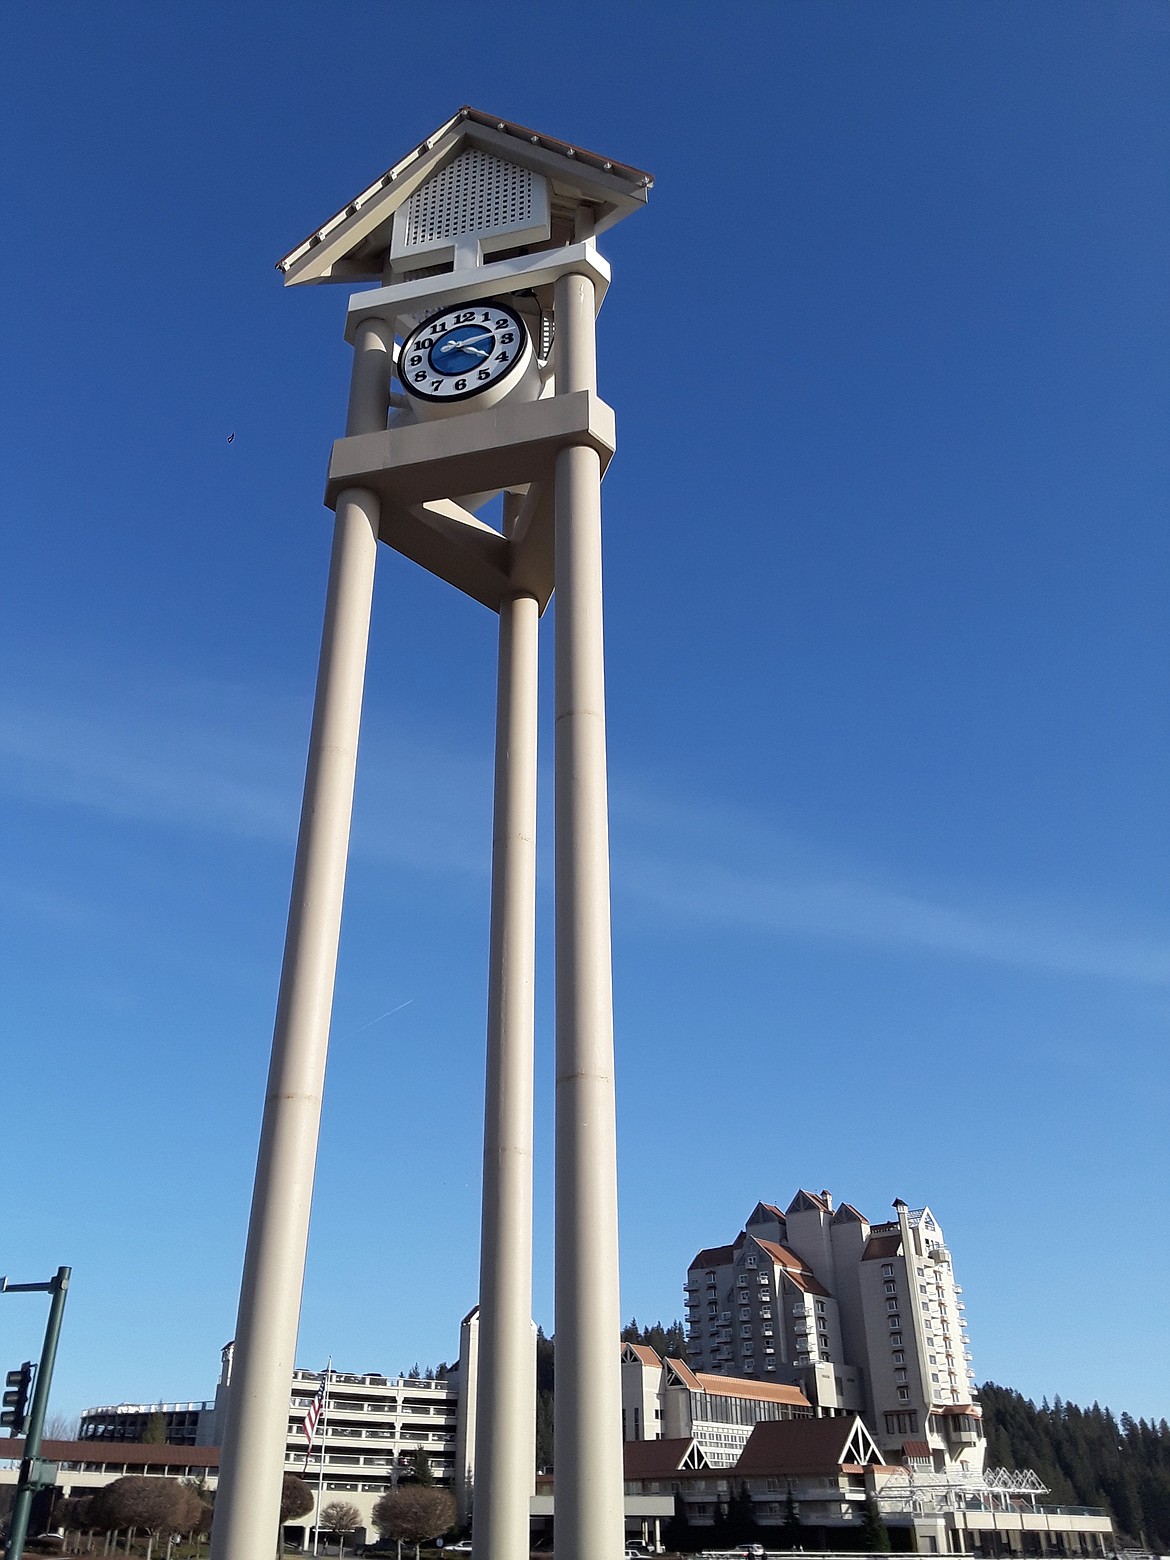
[{"x1": 4, "y1": 665, "x2": 1167, "y2": 988}]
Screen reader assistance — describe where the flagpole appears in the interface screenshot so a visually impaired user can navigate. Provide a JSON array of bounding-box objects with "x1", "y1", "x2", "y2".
[{"x1": 313, "y1": 1362, "x2": 332, "y2": 1557}]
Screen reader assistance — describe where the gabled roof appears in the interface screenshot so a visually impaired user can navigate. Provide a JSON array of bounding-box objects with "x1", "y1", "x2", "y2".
[
  {"x1": 623, "y1": 1436, "x2": 710, "y2": 1477},
  {"x1": 786, "y1": 1189, "x2": 829, "y2": 1215},
  {"x1": 831, "y1": 1202, "x2": 868, "y2": 1225},
  {"x1": 734, "y1": 1415, "x2": 882, "y2": 1476},
  {"x1": 747, "y1": 1201, "x2": 787, "y2": 1224},
  {"x1": 622, "y1": 1342, "x2": 663, "y2": 1369},
  {"x1": 753, "y1": 1238, "x2": 832, "y2": 1298},
  {"x1": 277, "y1": 106, "x2": 653, "y2": 285},
  {"x1": 663, "y1": 1357, "x2": 705, "y2": 1392}
]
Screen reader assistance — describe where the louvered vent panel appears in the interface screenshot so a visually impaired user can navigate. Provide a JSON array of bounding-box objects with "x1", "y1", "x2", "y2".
[{"x1": 405, "y1": 149, "x2": 535, "y2": 245}]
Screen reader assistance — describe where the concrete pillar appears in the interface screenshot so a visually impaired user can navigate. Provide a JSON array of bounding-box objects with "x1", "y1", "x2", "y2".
[
  {"x1": 210, "y1": 317, "x2": 393, "y2": 1560},
  {"x1": 474, "y1": 574, "x2": 540, "y2": 1560},
  {"x1": 551, "y1": 269, "x2": 624, "y2": 1560}
]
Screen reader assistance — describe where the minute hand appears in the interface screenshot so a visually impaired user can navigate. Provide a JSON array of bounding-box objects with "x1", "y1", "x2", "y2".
[{"x1": 440, "y1": 330, "x2": 495, "y2": 353}]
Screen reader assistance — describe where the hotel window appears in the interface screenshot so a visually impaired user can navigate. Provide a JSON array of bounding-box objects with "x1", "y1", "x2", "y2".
[
  {"x1": 887, "y1": 1299, "x2": 898, "y2": 1312},
  {"x1": 931, "y1": 1373, "x2": 940, "y2": 1383},
  {"x1": 816, "y1": 1300, "x2": 826, "y2": 1312},
  {"x1": 882, "y1": 1264, "x2": 894, "y2": 1278},
  {"x1": 746, "y1": 1256, "x2": 758, "y2": 1268},
  {"x1": 895, "y1": 1369, "x2": 907, "y2": 1382},
  {"x1": 893, "y1": 1351, "x2": 905, "y2": 1364},
  {"x1": 740, "y1": 1308, "x2": 751, "y2": 1320},
  {"x1": 891, "y1": 1333, "x2": 902, "y2": 1346},
  {"x1": 898, "y1": 1387, "x2": 910, "y2": 1401},
  {"x1": 743, "y1": 1342, "x2": 754, "y2": 1355},
  {"x1": 741, "y1": 1326, "x2": 752, "y2": 1337},
  {"x1": 884, "y1": 1281, "x2": 896, "y2": 1294},
  {"x1": 889, "y1": 1315, "x2": 901, "y2": 1329},
  {"x1": 744, "y1": 1358, "x2": 756, "y2": 1371}
]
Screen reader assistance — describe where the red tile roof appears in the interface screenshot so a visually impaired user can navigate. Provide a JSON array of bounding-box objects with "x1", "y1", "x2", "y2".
[
  {"x1": 903, "y1": 1440, "x2": 932, "y2": 1460},
  {"x1": 623, "y1": 1343, "x2": 663, "y2": 1368},
  {"x1": 753, "y1": 1239, "x2": 833, "y2": 1298},
  {"x1": 692, "y1": 1373, "x2": 810, "y2": 1408}
]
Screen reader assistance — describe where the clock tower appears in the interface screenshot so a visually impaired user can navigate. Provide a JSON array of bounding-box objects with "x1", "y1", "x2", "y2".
[{"x1": 210, "y1": 110, "x2": 652, "y2": 1560}]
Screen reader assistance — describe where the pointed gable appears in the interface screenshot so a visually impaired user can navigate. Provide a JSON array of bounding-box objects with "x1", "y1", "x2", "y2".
[
  {"x1": 831, "y1": 1202, "x2": 867, "y2": 1225},
  {"x1": 623, "y1": 1437, "x2": 710, "y2": 1478},
  {"x1": 621, "y1": 1341, "x2": 663, "y2": 1369},
  {"x1": 734, "y1": 1415, "x2": 882, "y2": 1476},
  {"x1": 278, "y1": 105, "x2": 652, "y2": 286},
  {"x1": 662, "y1": 1357, "x2": 704, "y2": 1392},
  {"x1": 786, "y1": 1188, "x2": 828, "y2": 1215}
]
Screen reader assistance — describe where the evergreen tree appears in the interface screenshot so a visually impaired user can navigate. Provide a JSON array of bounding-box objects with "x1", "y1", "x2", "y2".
[
  {"x1": 780, "y1": 1489, "x2": 803, "y2": 1550},
  {"x1": 979, "y1": 1381, "x2": 1170, "y2": 1549},
  {"x1": 408, "y1": 1449, "x2": 435, "y2": 1486},
  {"x1": 858, "y1": 1495, "x2": 891, "y2": 1552}
]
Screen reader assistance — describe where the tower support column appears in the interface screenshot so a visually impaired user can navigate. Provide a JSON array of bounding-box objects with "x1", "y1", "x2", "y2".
[
  {"x1": 552, "y1": 270, "x2": 624, "y2": 1560},
  {"x1": 210, "y1": 317, "x2": 393, "y2": 1560},
  {"x1": 474, "y1": 580, "x2": 540, "y2": 1560}
]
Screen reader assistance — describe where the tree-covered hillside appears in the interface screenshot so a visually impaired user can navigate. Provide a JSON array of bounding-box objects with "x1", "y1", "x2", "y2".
[{"x1": 980, "y1": 1381, "x2": 1170, "y2": 1549}]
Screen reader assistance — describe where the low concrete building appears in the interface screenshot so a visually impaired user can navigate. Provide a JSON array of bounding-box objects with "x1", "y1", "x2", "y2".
[{"x1": 618, "y1": 1415, "x2": 1115, "y2": 1556}]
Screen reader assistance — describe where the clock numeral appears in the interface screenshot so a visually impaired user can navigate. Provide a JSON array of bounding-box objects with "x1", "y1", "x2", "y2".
[
  {"x1": 454, "y1": 310, "x2": 475, "y2": 323},
  {"x1": 419, "y1": 337, "x2": 434, "y2": 350},
  {"x1": 495, "y1": 318, "x2": 509, "y2": 328},
  {"x1": 413, "y1": 371, "x2": 426, "y2": 381},
  {"x1": 481, "y1": 310, "x2": 491, "y2": 322},
  {"x1": 477, "y1": 368, "x2": 490, "y2": 380},
  {"x1": 431, "y1": 379, "x2": 442, "y2": 391},
  {"x1": 500, "y1": 331, "x2": 515, "y2": 344},
  {"x1": 495, "y1": 351, "x2": 510, "y2": 363},
  {"x1": 430, "y1": 322, "x2": 448, "y2": 337},
  {"x1": 408, "y1": 354, "x2": 422, "y2": 367},
  {"x1": 453, "y1": 378, "x2": 467, "y2": 391}
]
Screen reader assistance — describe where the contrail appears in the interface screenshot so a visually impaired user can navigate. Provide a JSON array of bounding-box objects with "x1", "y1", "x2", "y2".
[{"x1": 340, "y1": 1000, "x2": 414, "y2": 1039}]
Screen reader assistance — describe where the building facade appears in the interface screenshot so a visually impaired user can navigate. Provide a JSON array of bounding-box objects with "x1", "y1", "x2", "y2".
[
  {"x1": 74, "y1": 1342, "x2": 459, "y2": 1545},
  {"x1": 684, "y1": 1192, "x2": 983, "y2": 1474},
  {"x1": 617, "y1": 1418, "x2": 1114, "y2": 1557},
  {"x1": 620, "y1": 1342, "x2": 812, "y2": 1466}
]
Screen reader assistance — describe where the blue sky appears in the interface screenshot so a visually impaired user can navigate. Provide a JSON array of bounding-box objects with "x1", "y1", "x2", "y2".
[{"x1": 3, "y1": 2, "x2": 1167, "y2": 1430}]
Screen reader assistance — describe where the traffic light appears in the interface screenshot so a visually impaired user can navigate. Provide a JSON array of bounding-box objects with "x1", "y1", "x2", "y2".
[{"x1": 2, "y1": 1361, "x2": 34, "y2": 1434}]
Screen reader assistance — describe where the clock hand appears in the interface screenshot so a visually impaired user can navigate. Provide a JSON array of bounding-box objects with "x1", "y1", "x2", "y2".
[{"x1": 439, "y1": 330, "x2": 494, "y2": 354}]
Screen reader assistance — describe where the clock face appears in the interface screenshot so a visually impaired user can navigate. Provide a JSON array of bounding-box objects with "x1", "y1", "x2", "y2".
[{"x1": 399, "y1": 299, "x2": 532, "y2": 407}]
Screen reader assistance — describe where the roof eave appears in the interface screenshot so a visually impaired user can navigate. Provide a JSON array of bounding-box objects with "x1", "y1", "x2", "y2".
[{"x1": 276, "y1": 106, "x2": 652, "y2": 287}]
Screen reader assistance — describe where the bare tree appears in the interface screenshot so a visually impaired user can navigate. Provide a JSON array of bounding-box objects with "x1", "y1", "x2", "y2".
[
  {"x1": 319, "y1": 1501, "x2": 361, "y2": 1559},
  {"x1": 43, "y1": 1413, "x2": 80, "y2": 1442},
  {"x1": 371, "y1": 1487, "x2": 455, "y2": 1560}
]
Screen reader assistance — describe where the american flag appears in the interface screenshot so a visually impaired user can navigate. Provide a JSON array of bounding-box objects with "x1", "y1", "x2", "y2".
[{"x1": 301, "y1": 1376, "x2": 327, "y2": 1449}]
